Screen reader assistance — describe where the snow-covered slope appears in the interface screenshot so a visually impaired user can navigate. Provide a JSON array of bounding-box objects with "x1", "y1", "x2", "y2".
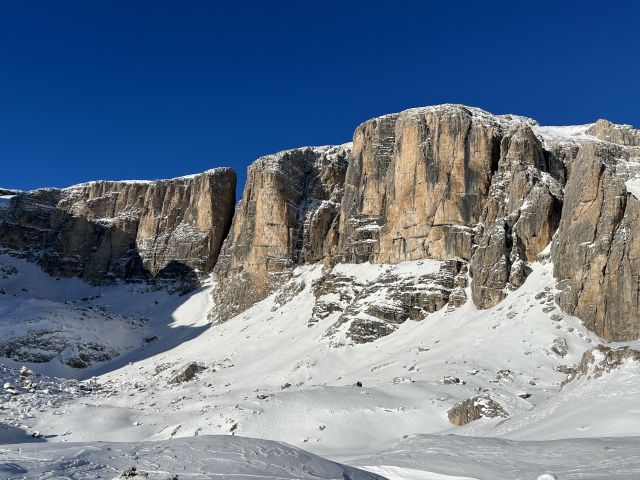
[
  {"x1": 626, "y1": 177, "x2": 640, "y2": 199},
  {"x1": 2, "y1": 247, "x2": 640, "y2": 478},
  {"x1": 355, "y1": 435, "x2": 640, "y2": 480},
  {"x1": 0, "y1": 254, "x2": 212, "y2": 378},
  {"x1": 23, "y1": 257, "x2": 596, "y2": 454},
  {"x1": 0, "y1": 435, "x2": 384, "y2": 480}
]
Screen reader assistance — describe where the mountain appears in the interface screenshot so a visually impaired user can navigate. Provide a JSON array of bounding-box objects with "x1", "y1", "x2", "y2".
[
  {"x1": 0, "y1": 168, "x2": 236, "y2": 288},
  {"x1": 3, "y1": 105, "x2": 639, "y2": 340},
  {"x1": 209, "y1": 104, "x2": 640, "y2": 341},
  {"x1": 1, "y1": 104, "x2": 640, "y2": 479}
]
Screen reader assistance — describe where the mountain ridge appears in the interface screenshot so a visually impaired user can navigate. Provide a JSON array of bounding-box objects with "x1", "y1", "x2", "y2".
[
  {"x1": 2, "y1": 104, "x2": 640, "y2": 479},
  {"x1": 2, "y1": 104, "x2": 639, "y2": 341}
]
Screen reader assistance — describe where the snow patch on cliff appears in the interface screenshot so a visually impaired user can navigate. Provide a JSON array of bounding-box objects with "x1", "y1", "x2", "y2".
[
  {"x1": 0, "y1": 195, "x2": 15, "y2": 208},
  {"x1": 626, "y1": 177, "x2": 640, "y2": 199}
]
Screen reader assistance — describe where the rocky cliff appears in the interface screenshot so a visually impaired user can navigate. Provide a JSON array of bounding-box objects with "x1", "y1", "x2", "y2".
[
  {"x1": 551, "y1": 142, "x2": 640, "y2": 340},
  {"x1": 0, "y1": 169, "x2": 236, "y2": 286},
  {"x1": 336, "y1": 106, "x2": 566, "y2": 310},
  {"x1": 212, "y1": 106, "x2": 567, "y2": 324},
  {"x1": 212, "y1": 105, "x2": 639, "y2": 341},
  {"x1": 2, "y1": 104, "x2": 639, "y2": 342},
  {"x1": 211, "y1": 145, "x2": 350, "y2": 321}
]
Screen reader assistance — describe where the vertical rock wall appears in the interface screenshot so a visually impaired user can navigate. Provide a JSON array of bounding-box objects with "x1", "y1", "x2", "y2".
[
  {"x1": 0, "y1": 168, "x2": 236, "y2": 284},
  {"x1": 211, "y1": 145, "x2": 350, "y2": 321}
]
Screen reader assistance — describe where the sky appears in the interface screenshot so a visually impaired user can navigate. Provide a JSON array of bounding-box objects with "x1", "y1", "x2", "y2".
[{"x1": 1, "y1": 1, "x2": 639, "y2": 195}]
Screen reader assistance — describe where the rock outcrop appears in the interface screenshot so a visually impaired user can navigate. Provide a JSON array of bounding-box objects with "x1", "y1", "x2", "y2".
[
  {"x1": 211, "y1": 145, "x2": 350, "y2": 322},
  {"x1": 0, "y1": 330, "x2": 119, "y2": 368},
  {"x1": 562, "y1": 344, "x2": 640, "y2": 386},
  {"x1": 587, "y1": 119, "x2": 640, "y2": 147},
  {"x1": 0, "y1": 169, "x2": 236, "y2": 286},
  {"x1": 447, "y1": 395, "x2": 508, "y2": 426},
  {"x1": 0, "y1": 188, "x2": 21, "y2": 197},
  {"x1": 167, "y1": 362, "x2": 201, "y2": 384},
  {"x1": 310, "y1": 259, "x2": 467, "y2": 344},
  {"x1": 551, "y1": 142, "x2": 640, "y2": 341}
]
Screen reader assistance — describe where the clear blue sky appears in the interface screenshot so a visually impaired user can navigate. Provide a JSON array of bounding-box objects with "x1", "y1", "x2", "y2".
[{"x1": 1, "y1": 1, "x2": 639, "y2": 195}]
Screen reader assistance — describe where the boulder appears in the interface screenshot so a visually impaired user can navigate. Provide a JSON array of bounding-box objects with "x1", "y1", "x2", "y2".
[
  {"x1": 167, "y1": 362, "x2": 200, "y2": 385},
  {"x1": 447, "y1": 395, "x2": 508, "y2": 426}
]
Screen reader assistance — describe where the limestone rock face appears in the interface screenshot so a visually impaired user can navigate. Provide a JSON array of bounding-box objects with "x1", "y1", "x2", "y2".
[
  {"x1": 587, "y1": 119, "x2": 640, "y2": 147},
  {"x1": 210, "y1": 104, "x2": 640, "y2": 342},
  {"x1": 470, "y1": 125, "x2": 564, "y2": 308},
  {"x1": 338, "y1": 106, "x2": 502, "y2": 264},
  {"x1": 551, "y1": 143, "x2": 640, "y2": 340},
  {"x1": 0, "y1": 169, "x2": 236, "y2": 285},
  {"x1": 211, "y1": 145, "x2": 350, "y2": 322},
  {"x1": 316, "y1": 260, "x2": 467, "y2": 344},
  {"x1": 335, "y1": 105, "x2": 563, "y2": 309}
]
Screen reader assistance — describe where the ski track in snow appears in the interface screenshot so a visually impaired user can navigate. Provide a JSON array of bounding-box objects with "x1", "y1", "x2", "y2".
[
  {"x1": 356, "y1": 435, "x2": 640, "y2": 480},
  {"x1": 0, "y1": 435, "x2": 385, "y2": 479}
]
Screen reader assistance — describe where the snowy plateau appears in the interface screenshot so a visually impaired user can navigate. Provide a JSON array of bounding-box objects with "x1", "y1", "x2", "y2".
[{"x1": 1, "y1": 105, "x2": 640, "y2": 479}]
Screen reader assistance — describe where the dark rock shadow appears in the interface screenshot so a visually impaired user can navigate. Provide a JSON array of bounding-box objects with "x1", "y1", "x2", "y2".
[
  {"x1": 0, "y1": 188, "x2": 203, "y2": 290},
  {"x1": 81, "y1": 283, "x2": 213, "y2": 379},
  {"x1": 0, "y1": 423, "x2": 45, "y2": 446},
  {"x1": 0, "y1": 190, "x2": 218, "y2": 379}
]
